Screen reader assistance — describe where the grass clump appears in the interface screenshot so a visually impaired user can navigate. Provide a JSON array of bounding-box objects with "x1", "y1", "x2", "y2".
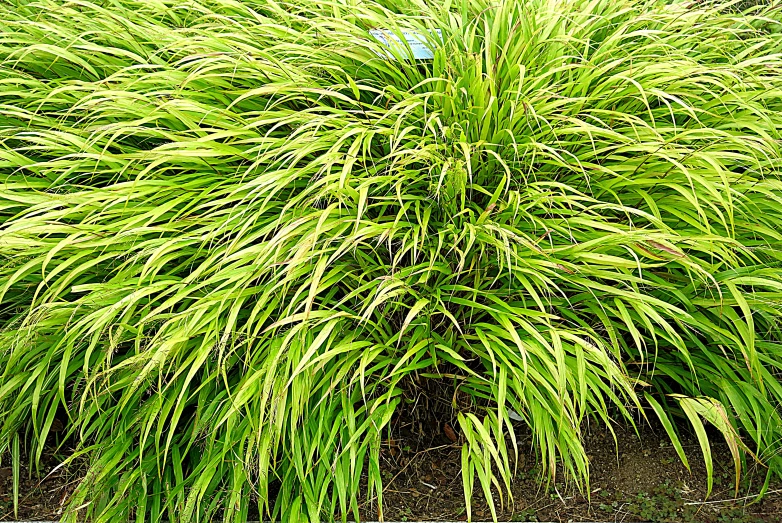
[{"x1": 1, "y1": 0, "x2": 782, "y2": 521}]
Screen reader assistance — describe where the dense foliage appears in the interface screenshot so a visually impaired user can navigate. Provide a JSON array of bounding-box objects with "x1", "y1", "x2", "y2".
[{"x1": 1, "y1": 0, "x2": 781, "y2": 521}]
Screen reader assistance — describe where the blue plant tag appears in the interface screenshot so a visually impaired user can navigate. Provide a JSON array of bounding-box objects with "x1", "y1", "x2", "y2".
[{"x1": 369, "y1": 28, "x2": 442, "y2": 60}]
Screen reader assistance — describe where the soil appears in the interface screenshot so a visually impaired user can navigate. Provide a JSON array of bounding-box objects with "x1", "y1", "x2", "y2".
[
  {"x1": 0, "y1": 449, "x2": 72, "y2": 521},
  {"x1": 1, "y1": 422, "x2": 780, "y2": 522},
  {"x1": 360, "y1": 421, "x2": 782, "y2": 522}
]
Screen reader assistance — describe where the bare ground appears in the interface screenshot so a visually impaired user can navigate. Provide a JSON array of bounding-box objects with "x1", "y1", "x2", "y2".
[
  {"x1": 1, "y1": 422, "x2": 780, "y2": 522},
  {"x1": 359, "y1": 421, "x2": 782, "y2": 522}
]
